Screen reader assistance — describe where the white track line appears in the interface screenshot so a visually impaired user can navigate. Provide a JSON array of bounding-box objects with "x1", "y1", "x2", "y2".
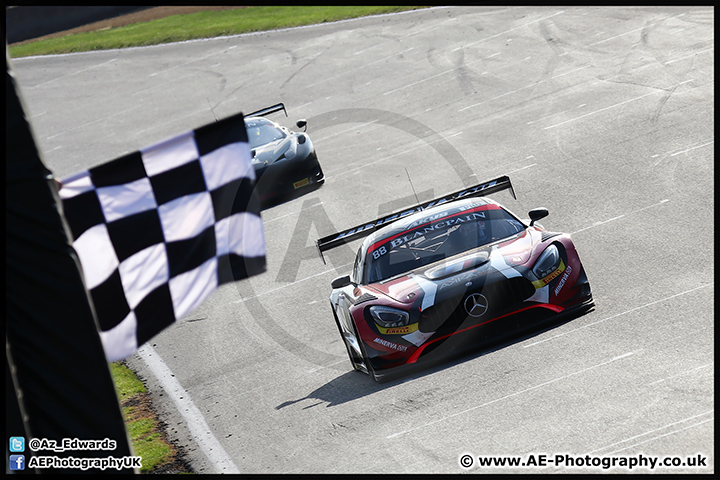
[
  {"x1": 387, "y1": 351, "x2": 635, "y2": 439},
  {"x1": 583, "y1": 410, "x2": 714, "y2": 456},
  {"x1": 571, "y1": 199, "x2": 669, "y2": 234},
  {"x1": 137, "y1": 344, "x2": 240, "y2": 474},
  {"x1": 543, "y1": 81, "x2": 693, "y2": 130},
  {"x1": 648, "y1": 362, "x2": 714, "y2": 386},
  {"x1": 523, "y1": 284, "x2": 714, "y2": 348}
]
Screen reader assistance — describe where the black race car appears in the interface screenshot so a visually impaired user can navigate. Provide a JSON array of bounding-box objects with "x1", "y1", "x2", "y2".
[
  {"x1": 245, "y1": 104, "x2": 324, "y2": 207},
  {"x1": 317, "y1": 176, "x2": 593, "y2": 382}
]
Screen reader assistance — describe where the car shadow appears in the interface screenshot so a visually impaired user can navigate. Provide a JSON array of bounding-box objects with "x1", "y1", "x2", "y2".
[
  {"x1": 274, "y1": 370, "x2": 383, "y2": 410},
  {"x1": 274, "y1": 304, "x2": 594, "y2": 410}
]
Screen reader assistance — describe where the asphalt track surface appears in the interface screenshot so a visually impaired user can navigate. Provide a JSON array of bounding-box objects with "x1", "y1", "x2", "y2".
[{"x1": 11, "y1": 6, "x2": 713, "y2": 474}]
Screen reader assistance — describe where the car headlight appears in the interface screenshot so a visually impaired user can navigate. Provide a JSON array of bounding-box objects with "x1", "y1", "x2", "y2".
[
  {"x1": 533, "y1": 244, "x2": 560, "y2": 279},
  {"x1": 369, "y1": 306, "x2": 410, "y2": 328}
]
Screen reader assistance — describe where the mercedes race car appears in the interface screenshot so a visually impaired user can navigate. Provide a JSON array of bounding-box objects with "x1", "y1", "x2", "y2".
[
  {"x1": 317, "y1": 176, "x2": 593, "y2": 381},
  {"x1": 245, "y1": 104, "x2": 324, "y2": 207}
]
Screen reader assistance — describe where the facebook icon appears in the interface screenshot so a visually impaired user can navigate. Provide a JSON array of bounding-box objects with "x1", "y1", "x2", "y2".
[{"x1": 9, "y1": 455, "x2": 25, "y2": 471}]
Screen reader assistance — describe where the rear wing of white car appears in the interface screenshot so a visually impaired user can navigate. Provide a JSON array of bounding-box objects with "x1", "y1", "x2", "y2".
[
  {"x1": 246, "y1": 103, "x2": 287, "y2": 118},
  {"x1": 316, "y1": 175, "x2": 516, "y2": 263}
]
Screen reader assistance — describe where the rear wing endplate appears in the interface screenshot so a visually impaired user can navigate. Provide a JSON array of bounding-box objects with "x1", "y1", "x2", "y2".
[
  {"x1": 316, "y1": 175, "x2": 516, "y2": 263},
  {"x1": 246, "y1": 103, "x2": 287, "y2": 118}
]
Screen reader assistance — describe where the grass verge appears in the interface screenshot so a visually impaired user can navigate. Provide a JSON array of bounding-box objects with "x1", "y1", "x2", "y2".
[
  {"x1": 110, "y1": 362, "x2": 193, "y2": 474},
  {"x1": 8, "y1": 6, "x2": 424, "y2": 58}
]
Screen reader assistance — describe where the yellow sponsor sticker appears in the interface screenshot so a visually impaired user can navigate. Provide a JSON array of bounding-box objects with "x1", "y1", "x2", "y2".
[
  {"x1": 293, "y1": 178, "x2": 309, "y2": 189},
  {"x1": 377, "y1": 323, "x2": 419, "y2": 335},
  {"x1": 532, "y1": 260, "x2": 566, "y2": 289}
]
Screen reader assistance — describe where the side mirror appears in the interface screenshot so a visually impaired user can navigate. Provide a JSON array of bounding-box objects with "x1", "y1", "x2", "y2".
[
  {"x1": 331, "y1": 275, "x2": 352, "y2": 289},
  {"x1": 528, "y1": 208, "x2": 549, "y2": 226},
  {"x1": 296, "y1": 119, "x2": 307, "y2": 131}
]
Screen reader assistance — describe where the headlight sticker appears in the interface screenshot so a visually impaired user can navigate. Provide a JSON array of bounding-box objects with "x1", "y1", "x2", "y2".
[
  {"x1": 532, "y1": 260, "x2": 566, "y2": 289},
  {"x1": 377, "y1": 323, "x2": 419, "y2": 335}
]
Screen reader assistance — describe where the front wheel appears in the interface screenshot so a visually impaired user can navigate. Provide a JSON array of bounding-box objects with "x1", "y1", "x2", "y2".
[
  {"x1": 350, "y1": 321, "x2": 381, "y2": 382},
  {"x1": 331, "y1": 304, "x2": 367, "y2": 373}
]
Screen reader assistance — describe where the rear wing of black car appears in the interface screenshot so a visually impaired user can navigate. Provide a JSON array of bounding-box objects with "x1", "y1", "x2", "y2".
[
  {"x1": 316, "y1": 175, "x2": 516, "y2": 263},
  {"x1": 246, "y1": 103, "x2": 287, "y2": 118}
]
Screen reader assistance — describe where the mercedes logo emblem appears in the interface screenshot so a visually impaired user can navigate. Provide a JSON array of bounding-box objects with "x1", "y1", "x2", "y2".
[{"x1": 464, "y1": 293, "x2": 489, "y2": 317}]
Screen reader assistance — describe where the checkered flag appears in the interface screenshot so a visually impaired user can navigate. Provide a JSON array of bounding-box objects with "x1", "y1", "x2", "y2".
[{"x1": 59, "y1": 112, "x2": 266, "y2": 362}]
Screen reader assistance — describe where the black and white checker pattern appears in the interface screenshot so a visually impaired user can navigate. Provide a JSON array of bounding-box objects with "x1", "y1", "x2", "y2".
[{"x1": 59, "y1": 112, "x2": 266, "y2": 361}]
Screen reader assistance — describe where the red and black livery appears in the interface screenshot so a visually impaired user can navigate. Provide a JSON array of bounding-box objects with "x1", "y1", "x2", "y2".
[{"x1": 317, "y1": 176, "x2": 593, "y2": 381}]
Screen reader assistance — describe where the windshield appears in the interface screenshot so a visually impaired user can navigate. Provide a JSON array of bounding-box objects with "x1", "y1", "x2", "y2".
[
  {"x1": 362, "y1": 207, "x2": 524, "y2": 284},
  {"x1": 245, "y1": 119, "x2": 287, "y2": 149}
]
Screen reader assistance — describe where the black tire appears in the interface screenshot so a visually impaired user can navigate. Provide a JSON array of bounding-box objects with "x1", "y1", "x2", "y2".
[
  {"x1": 350, "y1": 320, "x2": 380, "y2": 382},
  {"x1": 330, "y1": 303, "x2": 365, "y2": 372},
  {"x1": 330, "y1": 303, "x2": 380, "y2": 381}
]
